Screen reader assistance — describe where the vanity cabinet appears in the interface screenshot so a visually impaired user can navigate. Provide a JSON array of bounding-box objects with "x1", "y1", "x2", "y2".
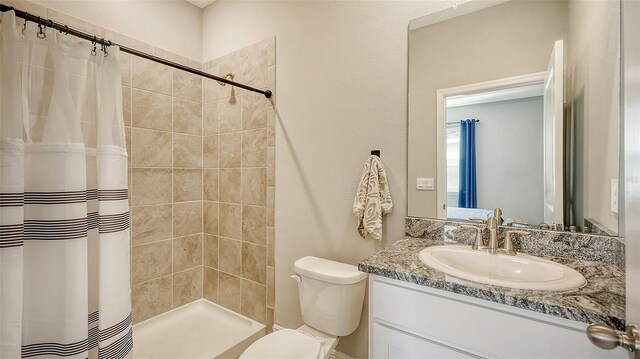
[{"x1": 368, "y1": 275, "x2": 617, "y2": 359}]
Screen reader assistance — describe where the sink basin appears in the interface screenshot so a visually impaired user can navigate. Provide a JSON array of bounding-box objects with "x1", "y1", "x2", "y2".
[{"x1": 418, "y1": 245, "x2": 586, "y2": 291}]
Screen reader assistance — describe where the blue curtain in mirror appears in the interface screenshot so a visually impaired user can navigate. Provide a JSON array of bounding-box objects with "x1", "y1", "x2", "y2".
[{"x1": 458, "y1": 119, "x2": 477, "y2": 208}]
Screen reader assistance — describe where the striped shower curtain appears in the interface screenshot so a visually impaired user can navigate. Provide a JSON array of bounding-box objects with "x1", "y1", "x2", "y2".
[{"x1": 1, "y1": 11, "x2": 133, "y2": 359}]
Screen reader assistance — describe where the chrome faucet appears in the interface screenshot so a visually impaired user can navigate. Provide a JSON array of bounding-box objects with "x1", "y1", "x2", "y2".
[{"x1": 461, "y1": 208, "x2": 531, "y2": 255}]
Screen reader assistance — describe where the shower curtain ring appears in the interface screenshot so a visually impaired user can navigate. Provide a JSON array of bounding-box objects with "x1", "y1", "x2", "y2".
[
  {"x1": 36, "y1": 17, "x2": 45, "y2": 39},
  {"x1": 21, "y1": 15, "x2": 27, "y2": 34},
  {"x1": 91, "y1": 36, "x2": 97, "y2": 56}
]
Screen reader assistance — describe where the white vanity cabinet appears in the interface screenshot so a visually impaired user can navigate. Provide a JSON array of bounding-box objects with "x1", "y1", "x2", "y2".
[{"x1": 368, "y1": 275, "x2": 618, "y2": 359}]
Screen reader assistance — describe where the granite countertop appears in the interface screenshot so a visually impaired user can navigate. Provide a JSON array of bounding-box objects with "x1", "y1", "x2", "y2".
[{"x1": 358, "y1": 237, "x2": 625, "y2": 330}]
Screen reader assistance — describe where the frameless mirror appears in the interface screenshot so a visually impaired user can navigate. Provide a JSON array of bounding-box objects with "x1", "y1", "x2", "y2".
[{"x1": 407, "y1": 0, "x2": 620, "y2": 235}]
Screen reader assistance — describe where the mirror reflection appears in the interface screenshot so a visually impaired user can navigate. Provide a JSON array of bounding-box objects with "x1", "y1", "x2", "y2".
[{"x1": 407, "y1": 0, "x2": 620, "y2": 235}]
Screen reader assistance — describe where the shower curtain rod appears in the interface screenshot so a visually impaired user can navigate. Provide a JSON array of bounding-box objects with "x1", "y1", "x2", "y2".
[{"x1": 0, "y1": 4, "x2": 273, "y2": 99}]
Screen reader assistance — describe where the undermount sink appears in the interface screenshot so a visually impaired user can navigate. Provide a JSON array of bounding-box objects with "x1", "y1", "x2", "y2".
[{"x1": 418, "y1": 245, "x2": 586, "y2": 291}]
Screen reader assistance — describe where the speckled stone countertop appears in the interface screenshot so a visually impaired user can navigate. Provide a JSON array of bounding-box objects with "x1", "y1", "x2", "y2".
[{"x1": 359, "y1": 236, "x2": 625, "y2": 330}]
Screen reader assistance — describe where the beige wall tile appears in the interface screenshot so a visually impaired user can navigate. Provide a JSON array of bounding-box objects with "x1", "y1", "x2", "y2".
[
  {"x1": 203, "y1": 169, "x2": 219, "y2": 201},
  {"x1": 267, "y1": 66, "x2": 275, "y2": 100},
  {"x1": 173, "y1": 134, "x2": 202, "y2": 168},
  {"x1": 122, "y1": 86, "x2": 132, "y2": 126},
  {"x1": 106, "y1": 29, "x2": 154, "y2": 55},
  {"x1": 241, "y1": 129, "x2": 267, "y2": 167},
  {"x1": 203, "y1": 75, "x2": 220, "y2": 104},
  {"x1": 266, "y1": 307, "x2": 274, "y2": 334},
  {"x1": 173, "y1": 267, "x2": 203, "y2": 308},
  {"x1": 204, "y1": 234, "x2": 218, "y2": 269},
  {"x1": 219, "y1": 272, "x2": 241, "y2": 312},
  {"x1": 131, "y1": 128, "x2": 172, "y2": 167},
  {"x1": 120, "y1": 52, "x2": 132, "y2": 87},
  {"x1": 242, "y1": 242, "x2": 266, "y2": 284},
  {"x1": 218, "y1": 237, "x2": 241, "y2": 276},
  {"x1": 267, "y1": 147, "x2": 275, "y2": 186},
  {"x1": 203, "y1": 201, "x2": 219, "y2": 235},
  {"x1": 173, "y1": 98, "x2": 202, "y2": 135},
  {"x1": 219, "y1": 98, "x2": 241, "y2": 133},
  {"x1": 173, "y1": 234, "x2": 203, "y2": 272},
  {"x1": 267, "y1": 227, "x2": 275, "y2": 267},
  {"x1": 131, "y1": 168, "x2": 171, "y2": 205},
  {"x1": 203, "y1": 267, "x2": 219, "y2": 303},
  {"x1": 267, "y1": 38, "x2": 276, "y2": 67},
  {"x1": 219, "y1": 203, "x2": 241, "y2": 239},
  {"x1": 219, "y1": 169, "x2": 241, "y2": 203},
  {"x1": 173, "y1": 70, "x2": 202, "y2": 102},
  {"x1": 132, "y1": 89, "x2": 172, "y2": 131},
  {"x1": 154, "y1": 47, "x2": 190, "y2": 67},
  {"x1": 242, "y1": 168, "x2": 267, "y2": 205},
  {"x1": 131, "y1": 276, "x2": 172, "y2": 324},
  {"x1": 203, "y1": 101, "x2": 219, "y2": 136},
  {"x1": 267, "y1": 107, "x2": 275, "y2": 146},
  {"x1": 125, "y1": 126, "x2": 132, "y2": 159},
  {"x1": 173, "y1": 201, "x2": 203, "y2": 237},
  {"x1": 131, "y1": 204, "x2": 172, "y2": 245},
  {"x1": 131, "y1": 240, "x2": 172, "y2": 284},
  {"x1": 219, "y1": 133, "x2": 241, "y2": 168},
  {"x1": 173, "y1": 169, "x2": 203, "y2": 202},
  {"x1": 267, "y1": 266, "x2": 275, "y2": 308},
  {"x1": 241, "y1": 279, "x2": 266, "y2": 323},
  {"x1": 242, "y1": 205, "x2": 266, "y2": 245},
  {"x1": 241, "y1": 50, "x2": 267, "y2": 89},
  {"x1": 241, "y1": 93, "x2": 267, "y2": 130},
  {"x1": 203, "y1": 135, "x2": 219, "y2": 168},
  {"x1": 267, "y1": 186, "x2": 275, "y2": 227},
  {"x1": 132, "y1": 56, "x2": 172, "y2": 95}
]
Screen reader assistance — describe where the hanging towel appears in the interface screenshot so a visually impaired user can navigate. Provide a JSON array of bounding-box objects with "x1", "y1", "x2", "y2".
[{"x1": 353, "y1": 155, "x2": 393, "y2": 242}]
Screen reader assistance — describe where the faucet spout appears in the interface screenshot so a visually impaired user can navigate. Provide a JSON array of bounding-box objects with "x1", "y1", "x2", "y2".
[{"x1": 486, "y1": 216, "x2": 499, "y2": 254}]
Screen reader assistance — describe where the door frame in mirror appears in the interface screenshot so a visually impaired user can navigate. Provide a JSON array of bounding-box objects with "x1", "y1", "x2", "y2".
[{"x1": 435, "y1": 71, "x2": 547, "y2": 219}]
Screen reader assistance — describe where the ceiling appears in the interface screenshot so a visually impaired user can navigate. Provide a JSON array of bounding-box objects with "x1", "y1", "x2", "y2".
[{"x1": 186, "y1": 0, "x2": 216, "y2": 9}]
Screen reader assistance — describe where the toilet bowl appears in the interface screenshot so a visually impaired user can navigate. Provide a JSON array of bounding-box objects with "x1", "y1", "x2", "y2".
[{"x1": 240, "y1": 256, "x2": 367, "y2": 359}]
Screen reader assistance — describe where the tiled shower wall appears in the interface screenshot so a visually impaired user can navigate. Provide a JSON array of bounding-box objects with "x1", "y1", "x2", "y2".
[
  {"x1": 201, "y1": 39, "x2": 276, "y2": 330},
  {"x1": 10, "y1": 1, "x2": 276, "y2": 328}
]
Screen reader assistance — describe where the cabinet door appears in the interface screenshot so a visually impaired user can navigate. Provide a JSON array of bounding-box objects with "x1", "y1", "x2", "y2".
[{"x1": 372, "y1": 323, "x2": 476, "y2": 359}]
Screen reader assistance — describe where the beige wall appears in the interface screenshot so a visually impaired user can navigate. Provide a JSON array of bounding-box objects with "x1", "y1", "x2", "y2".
[
  {"x1": 566, "y1": 0, "x2": 619, "y2": 233},
  {"x1": 407, "y1": 0, "x2": 568, "y2": 218},
  {"x1": 201, "y1": 1, "x2": 462, "y2": 357},
  {"x1": 27, "y1": 0, "x2": 203, "y2": 60}
]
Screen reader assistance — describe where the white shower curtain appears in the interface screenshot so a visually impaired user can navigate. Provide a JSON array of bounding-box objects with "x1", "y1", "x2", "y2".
[{"x1": 1, "y1": 11, "x2": 132, "y2": 359}]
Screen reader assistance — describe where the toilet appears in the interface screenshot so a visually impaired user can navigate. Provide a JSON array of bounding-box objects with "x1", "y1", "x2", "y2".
[{"x1": 240, "y1": 256, "x2": 368, "y2": 359}]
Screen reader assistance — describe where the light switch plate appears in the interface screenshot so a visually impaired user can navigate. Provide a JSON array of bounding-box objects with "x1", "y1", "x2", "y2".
[
  {"x1": 611, "y1": 179, "x2": 618, "y2": 213},
  {"x1": 417, "y1": 177, "x2": 434, "y2": 191}
]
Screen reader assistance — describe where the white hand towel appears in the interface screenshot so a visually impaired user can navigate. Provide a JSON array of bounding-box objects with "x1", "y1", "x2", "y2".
[{"x1": 353, "y1": 155, "x2": 393, "y2": 242}]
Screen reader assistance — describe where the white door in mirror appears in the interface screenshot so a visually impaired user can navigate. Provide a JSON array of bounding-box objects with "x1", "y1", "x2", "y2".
[
  {"x1": 543, "y1": 39, "x2": 565, "y2": 227},
  {"x1": 418, "y1": 245, "x2": 586, "y2": 291}
]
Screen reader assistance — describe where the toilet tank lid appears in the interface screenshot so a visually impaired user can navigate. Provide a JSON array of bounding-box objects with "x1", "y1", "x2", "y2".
[{"x1": 294, "y1": 256, "x2": 368, "y2": 285}]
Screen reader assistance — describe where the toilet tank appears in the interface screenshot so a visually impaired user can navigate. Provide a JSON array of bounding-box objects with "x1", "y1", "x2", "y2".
[{"x1": 293, "y1": 256, "x2": 367, "y2": 337}]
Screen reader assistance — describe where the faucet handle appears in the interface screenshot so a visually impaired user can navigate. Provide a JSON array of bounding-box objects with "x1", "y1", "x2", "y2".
[
  {"x1": 460, "y1": 225, "x2": 485, "y2": 251},
  {"x1": 503, "y1": 230, "x2": 531, "y2": 256}
]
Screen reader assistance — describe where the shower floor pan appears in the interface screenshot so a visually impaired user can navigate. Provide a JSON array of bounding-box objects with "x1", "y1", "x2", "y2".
[{"x1": 133, "y1": 299, "x2": 265, "y2": 359}]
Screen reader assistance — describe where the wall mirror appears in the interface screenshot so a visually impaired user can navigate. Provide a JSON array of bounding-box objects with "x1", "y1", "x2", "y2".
[{"x1": 407, "y1": 0, "x2": 621, "y2": 235}]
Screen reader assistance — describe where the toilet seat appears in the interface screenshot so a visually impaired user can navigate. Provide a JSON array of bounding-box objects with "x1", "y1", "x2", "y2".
[{"x1": 240, "y1": 329, "x2": 323, "y2": 359}]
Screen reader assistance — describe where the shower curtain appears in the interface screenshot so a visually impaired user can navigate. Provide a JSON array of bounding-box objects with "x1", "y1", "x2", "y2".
[
  {"x1": 458, "y1": 119, "x2": 477, "y2": 208},
  {"x1": 1, "y1": 11, "x2": 133, "y2": 359}
]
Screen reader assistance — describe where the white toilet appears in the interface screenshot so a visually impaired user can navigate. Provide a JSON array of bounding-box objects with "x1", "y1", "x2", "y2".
[{"x1": 240, "y1": 256, "x2": 368, "y2": 359}]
